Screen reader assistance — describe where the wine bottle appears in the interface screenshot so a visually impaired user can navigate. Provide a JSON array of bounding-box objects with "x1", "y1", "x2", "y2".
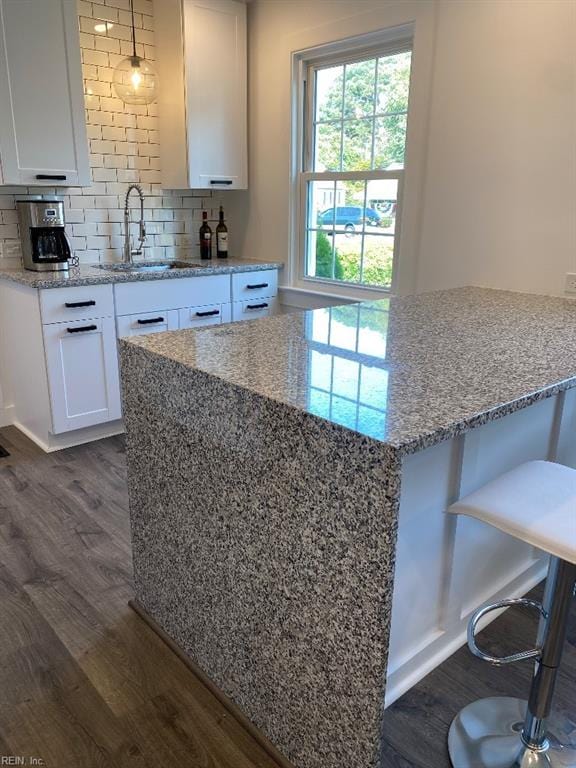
[
  {"x1": 216, "y1": 206, "x2": 229, "y2": 259},
  {"x1": 199, "y1": 211, "x2": 212, "y2": 260}
]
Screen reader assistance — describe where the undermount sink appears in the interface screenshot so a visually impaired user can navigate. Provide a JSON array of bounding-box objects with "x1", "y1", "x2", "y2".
[{"x1": 96, "y1": 261, "x2": 204, "y2": 273}]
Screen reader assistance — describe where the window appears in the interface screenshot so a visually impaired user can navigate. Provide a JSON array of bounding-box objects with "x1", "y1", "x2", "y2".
[{"x1": 297, "y1": 40, "x2": 412, "y2": 293}]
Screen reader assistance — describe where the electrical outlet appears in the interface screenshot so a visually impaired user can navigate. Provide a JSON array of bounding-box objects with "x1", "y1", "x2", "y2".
[{"x1": 565, "y1": 273, "x2": 576, "y2": 294}]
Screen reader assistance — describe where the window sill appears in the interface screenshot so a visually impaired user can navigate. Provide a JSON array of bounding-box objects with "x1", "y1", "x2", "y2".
[{"x1": 279, "y1": 282, "x2": 391, "y2": 310}]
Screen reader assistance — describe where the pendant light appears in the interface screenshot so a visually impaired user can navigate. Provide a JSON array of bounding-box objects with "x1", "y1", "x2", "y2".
[{"x1": 112, "y1": 0, "x2": 157, "y2": 105}]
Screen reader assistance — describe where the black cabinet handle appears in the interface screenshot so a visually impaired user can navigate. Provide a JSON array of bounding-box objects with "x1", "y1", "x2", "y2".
[
  {"x1": 246, "y1": 283, "x2": 269, "y2": 290},
  {"x1": 65, "y1": 300, "x2": 96, "y2": 308},
  {"x1": 36, "y1": 174, "x2": 67, "y2": 180},
  {"x1": 210, "y1": 179, "x2": 233, "y2": 185},
  {"x1": 67, "y1": 324, "x2": 97, "y2": 334},
  {"x1": 137, "y1": 316, "x2": 165, "y2": 325},
  {"x1": 195, "y1": 309, "x2": 220, "y2": 317},
  {"x1": 246, "y1": 303, "x2": 269, "y2": 310}
]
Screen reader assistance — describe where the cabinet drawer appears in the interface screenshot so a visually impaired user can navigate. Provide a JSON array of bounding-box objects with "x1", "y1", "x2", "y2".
[
  {"x1": 114, "y1": 275, "x2": 230, "y2": 315},
  {"x1": 232, "y1": 298, "x2": 277, "y2": 322},
  {"x1": 43, "y1": 316, "x2": 121, "y2": 434},
  {"x1": 116, "y1": 310, "x2": 179, "y2": 337},
  {"x1": 179, "y1": 303, "x2": 232, "y2": 329},
  {"x1": 15, "y1": 169, "x2": 83, "y2": 186},
  {"x1": 232, "y1": 270, "x2": 277, "y2": 301},
  {"x1": 40, "y1": 284, "x2": 114, "y2": 324}
]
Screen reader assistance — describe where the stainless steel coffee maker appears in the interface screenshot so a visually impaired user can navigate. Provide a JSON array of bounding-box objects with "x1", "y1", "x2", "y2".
[{"x1": 17, "y1": 199, "x2": 72, "y2": 272}]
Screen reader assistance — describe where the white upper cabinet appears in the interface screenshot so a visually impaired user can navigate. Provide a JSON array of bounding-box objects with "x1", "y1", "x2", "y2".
[
  {"x1": 0, "y1": 0, "x2": 90, "y2": 186},
  {"x1": 154, "y1": 0, "x2": 247, "y2": 190}
]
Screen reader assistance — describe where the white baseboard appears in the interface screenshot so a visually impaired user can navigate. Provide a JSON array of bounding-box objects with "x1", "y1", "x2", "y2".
[
  {"x1": 384, "y1": 558, "x2": 547, "y2": 708},
  {"x1": 12, "y1": 419, "x2": 125, "y2": 453},
  {"x1": 0, "y1": 404, "x2": 15, "y2": 428}
]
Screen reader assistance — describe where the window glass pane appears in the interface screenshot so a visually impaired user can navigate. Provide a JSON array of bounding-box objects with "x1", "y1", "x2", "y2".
[
  {"x1": 376, "y1": 51, "x2": 411, "y2": 114},
  {"x1": 315, "y1": 65, "x2": 344, "y2": 122},
  {"x1": 360, "y1": 234, "x2": 395, "y2": 287},
  {"x1": 314, "y1": 121, "x2": 342, "y2": 171},
  {"x1": 309, "y1": 181, "x2": 337, "y2": 229},
  {"x1": 373, "y1": 114, "x2": 407, "y2": 169},
  {"x1": 343, "y1": 59, "x2": 376, "y2": 119},
  {"x1": 332, "y1": 230, "x2": 361, "y2": 283},
  {"x1": 342, "y1": 119, "x2": 373, "y2": 171},
  {"x1": 307, "y1": 228, "x2": 336, "y2": 280},
  {"x1": 366, "y1": 178, "x2": 398, "y2": 234}
]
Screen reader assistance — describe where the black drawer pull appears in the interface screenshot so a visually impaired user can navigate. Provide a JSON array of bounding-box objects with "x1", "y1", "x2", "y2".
[
  {"x1": 137, "y1": 316, "x2": 165, "y2": 325},
  {"x1": 195, "y1": 309, "x2": 220, "y2": 317},
  {"x1": 36, "y1": 174, "x2": 67, "y2": 180},
  {"x1": 246, "y1": 303, "x2": 269, "y2": 310},
  {"x1": 67, "y1": 324, "x2": 97, "y2": 334},
  {"x1": 210, "y1": 179, "x2": 233, "y2": 185},
  {"x1": 246, "y1": 283, "x2": 269, "y2": 290},
  {"x1": 65, "y1": 300, "x2": 96, "y2": 308}
]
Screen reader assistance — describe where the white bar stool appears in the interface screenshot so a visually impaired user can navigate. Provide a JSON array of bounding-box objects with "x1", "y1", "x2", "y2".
[{"x1": 447, "y1": 460, "x2": 576, "y2": 768}]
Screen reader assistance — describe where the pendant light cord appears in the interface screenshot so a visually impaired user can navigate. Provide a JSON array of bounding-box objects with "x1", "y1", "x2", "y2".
[{"x1": 130, "y1": 0, "x2": 137, "y2": 59}]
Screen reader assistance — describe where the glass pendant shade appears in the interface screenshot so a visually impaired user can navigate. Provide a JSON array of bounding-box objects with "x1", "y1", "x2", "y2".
[{"x1": 113, "y1": 55, "x2": 157, "y2": 105}]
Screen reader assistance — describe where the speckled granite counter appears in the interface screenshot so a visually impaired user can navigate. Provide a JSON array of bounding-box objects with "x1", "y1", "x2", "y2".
[
  {"x1": 0, "y1": 258, "x2": 282, "y2": 289},
  {"x1": 119, "y1": 287, "x2": 576, "y2": 768}
]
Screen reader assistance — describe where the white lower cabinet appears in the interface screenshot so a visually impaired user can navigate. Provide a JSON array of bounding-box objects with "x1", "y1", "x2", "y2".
[
  {"x1": 179, "y1": 302, "x2": 232, "y2": 328},
  {"x1": 116, "y1": 310, "x2": 179, "y2": 337},
  {"x1": 43, "y1": 317, "x2": 121, "y2": 434},
  {"x1": 2, "y1": 269, "x2": 278, "y2": 446}
]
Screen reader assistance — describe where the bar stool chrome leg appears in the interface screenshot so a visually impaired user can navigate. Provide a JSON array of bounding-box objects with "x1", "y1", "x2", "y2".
[{"x1": 448, "y1": 557, "x2": 576, "y2": 768}]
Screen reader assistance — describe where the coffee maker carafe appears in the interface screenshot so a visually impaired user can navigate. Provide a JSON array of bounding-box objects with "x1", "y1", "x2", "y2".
[{"x1": 17, "y1": 200, "x2": 71, "y2": 272}]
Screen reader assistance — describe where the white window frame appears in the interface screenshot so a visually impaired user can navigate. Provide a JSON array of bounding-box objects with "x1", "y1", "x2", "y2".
[{"x1": 290, "y1": 24, "x2": 415, "y2": 301}]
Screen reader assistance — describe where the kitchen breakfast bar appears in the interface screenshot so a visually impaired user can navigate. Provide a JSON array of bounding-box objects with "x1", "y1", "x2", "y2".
[{"x1": 118, "y1": 287, "x2": 576, "y2": 768}]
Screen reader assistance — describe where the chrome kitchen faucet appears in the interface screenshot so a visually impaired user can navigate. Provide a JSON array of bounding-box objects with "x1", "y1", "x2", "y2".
[{"x1": 123, "y1": 184, "x2": 147, "y2": 264}]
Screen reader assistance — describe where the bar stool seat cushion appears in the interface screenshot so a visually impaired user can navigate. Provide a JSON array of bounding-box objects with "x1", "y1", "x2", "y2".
[{"x1": 448, "y1": 460, "x2": 576, "y2": 565}]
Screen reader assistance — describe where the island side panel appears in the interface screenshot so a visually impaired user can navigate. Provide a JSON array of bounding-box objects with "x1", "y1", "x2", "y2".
[
  {"x1": 386, "y1": 394, "x2": 567, "y2": 705},
  {"x1": 120, "y1": 343, "x2": 402, "y2": 768}
]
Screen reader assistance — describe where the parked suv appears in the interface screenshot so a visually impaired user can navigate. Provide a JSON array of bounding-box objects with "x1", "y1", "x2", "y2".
[{"x1": 317, "y1": 206, "x2": 381, "y2": 233}]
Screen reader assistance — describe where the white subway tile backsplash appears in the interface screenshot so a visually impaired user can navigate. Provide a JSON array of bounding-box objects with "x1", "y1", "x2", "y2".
[
  {"x1": 84, "y1": 208, "x2": 109, "y2": 223},
  {"x1": 92, "y1": 168, "x2": 118, "y2": 182},
  {"x1": 91, "y1": 139, "x2": 115, "y2": 154},
  {"x1": 102, "y1": 126, "x2": 126, "y2": 142},
  {"x1": 103, "y1": 154, "x2": 128, "y2": 169},
  {"x1": 83, "y1": 48, "x2": 110, "y2": 66},
  {"x1": 85, "y1": 78, "x2": 112, "y2": 97},
  {"x1": 65, "y1": 209, "x2": 86, "y2": 224},
  {"x1": 0, "y1": 224, "x2": 18, "y2": 239},
  {"x1": 0, "y1": 0, "x2": 212, "y2": 263},
  {"x1": 95, "y1": 35, "x2": 121, "y2": 54}
]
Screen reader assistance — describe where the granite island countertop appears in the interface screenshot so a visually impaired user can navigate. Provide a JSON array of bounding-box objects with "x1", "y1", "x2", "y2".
[
  {"x1": 0, "y1": 258, "x2": 283, "y2": 289},
  {"x1": 122, "y1": 286, "x2": 576, "y2": 455},
  {"x1": 119, "y1": 284, "x2": 576, "y2": 768}
]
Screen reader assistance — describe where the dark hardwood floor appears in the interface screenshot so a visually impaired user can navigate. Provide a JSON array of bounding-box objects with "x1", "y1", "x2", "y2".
[
  {"x1": 0, "y1": 426, "x2": 281, "y2": 768},
  {"x1": 0, "y1": 425, "x2": 573, "y2": 768}
]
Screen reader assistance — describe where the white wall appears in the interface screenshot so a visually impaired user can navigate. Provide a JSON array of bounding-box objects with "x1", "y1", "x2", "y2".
[
  {"x1": 416, "y1": 0, "x2": 576, "y2": 295},
  {"x1": 228, "y1": 0, "x2": 576, "y2": 298}
]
